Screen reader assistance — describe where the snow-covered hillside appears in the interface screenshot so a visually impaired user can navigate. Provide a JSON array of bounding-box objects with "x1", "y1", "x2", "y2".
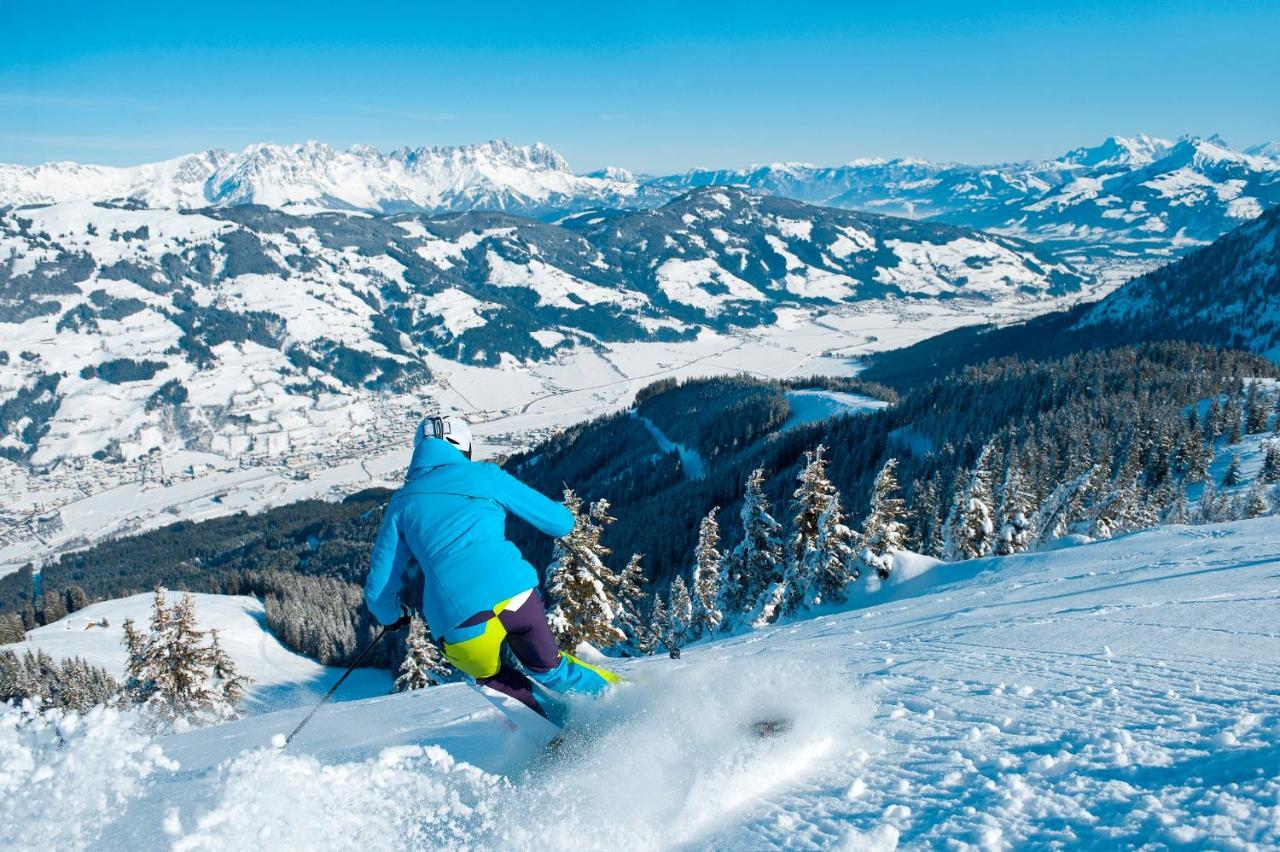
[
  {"x1": 4, "y1": 134, "x2": 1276, "y2": 273},
  {"x1": 1078, "y1": 202, "x2": 1280, "y2": 359},
  {"x1": 10, "y1": 593, "x2": 391, "y2": 713},
  {"x1": 5, "y1": 515, "x2": 1278, "y2": 849}
]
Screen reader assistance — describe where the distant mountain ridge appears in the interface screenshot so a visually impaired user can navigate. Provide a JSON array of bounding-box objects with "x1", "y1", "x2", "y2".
[
  {"x1": 0, "y1": 140, "x2": 638, "y2": 217},
  {"x1": 3, "y1": 134, "x2": 1277, "y2": 271}
]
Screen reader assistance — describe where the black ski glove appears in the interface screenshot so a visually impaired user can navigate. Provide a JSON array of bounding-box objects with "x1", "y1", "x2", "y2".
[{"x1": 388, "y1": 603, "x2": 413, "y2": 631}]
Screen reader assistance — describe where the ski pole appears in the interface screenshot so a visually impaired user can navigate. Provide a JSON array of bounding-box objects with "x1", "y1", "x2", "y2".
[{"x1": 282, "y1": 625, "x2": 389, "y2": 747}]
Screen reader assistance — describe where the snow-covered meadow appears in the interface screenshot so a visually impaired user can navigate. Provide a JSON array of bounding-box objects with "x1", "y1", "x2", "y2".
[{"x1": 5, "y1": 514, "x2": 1278, "y2": 849}]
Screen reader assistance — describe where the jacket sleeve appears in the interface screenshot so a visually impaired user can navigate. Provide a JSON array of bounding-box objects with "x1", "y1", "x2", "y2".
[
  {"x1": 364, "y1": 505, "x2": 411, "y2": 625},
  {"x1": 491, "y1": 467, "x2": 575, "y2": 538}
]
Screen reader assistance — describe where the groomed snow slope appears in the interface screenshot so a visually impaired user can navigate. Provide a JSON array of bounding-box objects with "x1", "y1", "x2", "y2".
[{"x1": 5, "y1": 516, "x2": 1280, "y2": 849}]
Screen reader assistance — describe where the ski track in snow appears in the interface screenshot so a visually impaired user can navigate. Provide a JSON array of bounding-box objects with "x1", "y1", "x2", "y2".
[{"x1": 4, "y1": 516, "x2": 1280, "y2": 850}]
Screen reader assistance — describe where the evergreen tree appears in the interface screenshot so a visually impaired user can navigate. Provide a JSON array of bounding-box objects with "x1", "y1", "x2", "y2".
[
  {"x1": 1181, "y1": 429, "x2": 1211, "y2": 484},
  {"x1": 1261, "y1": 442, "x2": 1280, "y2": 484},
  {"x1": 0, "y1": 612, "x2": 24, "y2": 644},
  {"x1": 691, "y1": 507, "x2": 723, "y2": 638},
  {"x1": 776, "y1": 445, "x2": 854, "y2": 614},
  {"x1": 722, "y1": 468, "x2": 784, "y2": 625},
  {"x1": 393, "y1": 614, "x2": 451, "y2": 692},
  {"x1": 615, "y1": 553, "x2": 650, "y2": 653},
  {"x1": 640, "y1": 593, "x2": 666, "y2": 656},
  {"x1": 667, "y1": 575, "x2": 693, "y2": 657},
  {"x1": 1226, "y1": 397, "x2": 1243, "y2": 444},
  {"x1": 1244, "y1": 383, "x2": 1269, "y2": 434},
  {"x1": 994, "y1": 464, "x2": 1033, "y2": 556},
  {"x1": 1196, "y1": 481, "x2": 1225, "y2": 524},
  {"x1": 1244, "y1": 478, "x2": 1272, "y2": 519},
  {"x1": 1205, "y1": 398, "x2": 1223, "y2": 441},
  {"x1": 208, "y1": 629, "x2": 250, "y2": 708},
  {"x1": 943, "y1": 442, "x2": 998, "y2": 560},
  {"x1": 121, "y1": 616, "x2": 148, "y2": 704},
  {"x1": 1223, "y1": 452, "x2": 1243, "y2": 487},
  {"x1": 0, "y1": 649, "x2": 119, "y2": 711},
  {"x1": 65, "y1": 585, "x2": 89, "y2": 614},
  {"x1": 859, "y1": 458, "x2": 909, "y2": 578},
  {"x1": 40, "y1": 590, "x2": 67, "y2": 625},
  {"x1": 545, "y1": 490, "x2": 625, "y2": 650},
  {"x1": 1032, "y1": 466, "x2": 1098, "y2": 546},
  {"x1": 122, "y1": 588, "x2": 250, "y2": 723}
]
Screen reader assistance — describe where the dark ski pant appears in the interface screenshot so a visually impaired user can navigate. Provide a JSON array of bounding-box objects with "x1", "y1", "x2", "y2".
[{"x1": 442, "y1": 589, "x2": 618, "y2": 717}]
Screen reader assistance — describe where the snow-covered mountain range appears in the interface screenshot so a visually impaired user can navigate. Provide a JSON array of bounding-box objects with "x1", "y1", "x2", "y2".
[
  {"x1": 0, "y1": 141, "x2": 637, "y2": 218},
  {"x1": 0, "y1": 189, "x2": 1081, "y2": 469},
  {"x1": 4, "y1": 134, "x2": 1277, "y2": 271}
]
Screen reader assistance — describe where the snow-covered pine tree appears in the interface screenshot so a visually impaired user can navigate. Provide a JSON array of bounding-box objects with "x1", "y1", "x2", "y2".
[
  {"x1": 1196, "y1": 480, "x2": 1224, "y2": 524},
  {"x1": 1261, "y1": 442, "x2": 1280, "y2": 484},
  {"x1": 721, "y1": 468, "x2": 784, "y2": 626},
  {"x1": 615, "y1": 553, "x2": 650, "y2": 653},
  {"x1": 1242, "y1": 478, "x2": 1272, "y2": 518},
  {"x1": 65, "y1": 585, "x2": 89, "y2": 614},
  {"x1": 1180, "y1": 428, "x2": 1211, "y2": 484},
  {"x1": 667, "y1": 575, "x2": 693, "y2": 657},
  {"x1": 690, "y1": 507, "x2": 723, "y2": 638},
  {"x1": 0, "y1": 612, "x2": 25, "y2": 644},
  {"x1": 1090, "y1": 471, "x2": 1156, "y2": 539},
  {"x1": 208, "y1": 629, "x2": 249, "y2": 712},
  {"x1": 1244, "y1": 383, "x2": 1269, "y2": 434},
  {"x1": 1031, "y1": 465, "x2": 1099, "y2": 547},
  {"x1": 808, "y1": 489, "x2": 857, "y2": 606},
  {"x1": 122, "y1": 588, "x2": 249, "y2": 723},
  {"x1": 40, "y1": 590, "x2": 66, "y2": 625},
  {"x1": 121, "y1": 616, "x2": 148, "y2": 704},
  {"x1": 153, "y1": 593, "x2": 220, "y2": 721},
  {"x1": 640, "y1": 593, "x2": 666, "y2": 656},
  {"x1": 1223, "y1": 452, "x2": 1243, "y2": 487},
  {"x1": 1161, "y1": 486, "x2": 1189, "y2": 524},
  {"x1": 994, "y1": 463, "x2": 1033, "y2": 556},
  {"x1": 1205, "y1": 398, "x2": 1223, "y2": 440},
  {"x1": 943, "y1": 442, "x2": 999, "y2": 560},
  {"x1": 394, "y1": 613, "x2": 451, "y2": 692},
  {"x1": 859, "y1": 458, "x2": 909, "y2": 578},
  {"x1": 545, "y1": 489, "x2": 625, "y2": 650},
  {"x1": 774, "y1": 444, "x2": 853, "y2": 614},
  {"x1": 1226, "y1": 397, "x2": 1244, "y2": 444}
]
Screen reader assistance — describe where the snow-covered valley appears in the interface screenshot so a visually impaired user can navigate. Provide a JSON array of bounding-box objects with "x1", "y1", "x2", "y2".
[
  {"x1": 0, "y1": 297, "x2": 1046, "y2": 579},
  {"x1": 5, "y1": 515, "x2": 1279, "y2": 849}
]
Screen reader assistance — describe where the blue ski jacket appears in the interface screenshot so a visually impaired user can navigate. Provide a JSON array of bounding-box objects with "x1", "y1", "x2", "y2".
[{"x1": 364, "y1": 438, "x2": 574, "y2": 638}]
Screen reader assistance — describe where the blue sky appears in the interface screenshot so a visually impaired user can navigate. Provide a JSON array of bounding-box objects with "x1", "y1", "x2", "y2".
[{"x1": 2, "y1": 0, "x2": 1277, "y2": 172}]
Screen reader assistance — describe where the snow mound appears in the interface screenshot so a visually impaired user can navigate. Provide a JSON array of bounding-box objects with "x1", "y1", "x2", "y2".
[{"x1": 0, "y1": 704, "x2": 176, "y2": 849}]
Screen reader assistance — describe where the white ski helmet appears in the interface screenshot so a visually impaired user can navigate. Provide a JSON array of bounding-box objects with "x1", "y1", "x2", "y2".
[{"x1": 416, "y1": 413, "x2": 474, "y2": 458}]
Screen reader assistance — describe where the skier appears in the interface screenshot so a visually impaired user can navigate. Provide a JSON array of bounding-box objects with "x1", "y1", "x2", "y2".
[{"x1": 365, "y1": 414, "x2": 619, "y2": 719}]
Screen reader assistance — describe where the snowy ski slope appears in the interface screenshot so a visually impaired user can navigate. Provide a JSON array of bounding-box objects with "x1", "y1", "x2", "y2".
[{"x1": 4, "y1": 514, "x2": 1279, "y2": 849}]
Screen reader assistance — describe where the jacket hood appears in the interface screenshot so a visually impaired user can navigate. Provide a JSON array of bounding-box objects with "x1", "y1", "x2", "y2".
[{"x1": 406, "y1": 437, "x2": 469, "y2": 477}]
